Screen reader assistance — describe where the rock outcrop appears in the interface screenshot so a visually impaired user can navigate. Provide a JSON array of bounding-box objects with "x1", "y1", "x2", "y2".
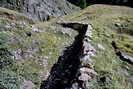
[
  {"x1": 112, "y1": 41, "x2": 133, "y2": 64},
  {"x1": 0, "y1": 0, "x2": 79, "y2": 21}
]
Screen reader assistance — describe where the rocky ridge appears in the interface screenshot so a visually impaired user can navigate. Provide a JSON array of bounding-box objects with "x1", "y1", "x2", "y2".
[{"x1": 0, "y1": 0, "x2": 80, "y2": 21}]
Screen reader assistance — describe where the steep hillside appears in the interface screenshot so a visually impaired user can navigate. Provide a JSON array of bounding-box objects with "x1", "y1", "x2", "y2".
[
  {"x1": 0, "y1": 0, "x2": 80, "y2": 21},
  {"x1": 0, "y1": 4, "x2": 133, "y2": 89},
  {"x1": 59, "y1": 4, "x2": 133, "y2": 89},
  {"x1": 37, "y1": 4, "x2": 133, "y2": 89},
  {"x1": 0, "y1": 7, "x2": 77, "y2": 89}
]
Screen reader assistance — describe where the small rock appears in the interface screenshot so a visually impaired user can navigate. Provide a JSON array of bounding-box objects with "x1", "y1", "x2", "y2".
[
  {"x1": 116, "y1": 51, "x2": 133, "y2": 64},
  {"x1": 79, "y1": 67, "x2": 97, "y2": 75},
  {"x1": 19, "y1": 21, "x2": 27, "y2": 25},
  {"x1": 5, "y1": 23, "x2": 16, "y2": 29},
  {"x1": 13, "y1": 49, "x2": 22, "y2": 60},
  {"x1": 21, "y1": 80, "x2": 35, "y2": 89},
  {"x1": 97, "y1": 44, "x2": 105, "y2": 50},
  {"x1": 31, "y1": 25, "x2": 40, "y2": 32},
  {"x1": 83, "y1": 37, "x2": 91, "y2": 42},
  {"x1": 115, "y1": 23, "x2": 121, "y2": 27},
  {"x1": 78, "y1": 73, "x2": 91, "y2": 81},
  {"x1": 85, "y1": 24, "x2": 93, "y2": 37},
  {"x1": 26, "y1": 32, "x2": 32, "y2": 37},
  {"x1": 71, "y1": 82, "x2": 79, "y2": 89},
  {"x1": 80, "y1": 55, "x2": 93, "y2": 64},
  {"x1": 83, "y1": 42, "x2": 96, "y2": 55},
  {"x1": 87, "y1": 24, "x2": 93, "y2": 30},
  {"x1": 122, "y1": 53, "x2": 133, "y2": 63}
]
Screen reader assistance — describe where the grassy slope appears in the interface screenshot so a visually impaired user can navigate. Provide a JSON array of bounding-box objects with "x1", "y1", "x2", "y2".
[
  {"x1": 0, "y1": 4, "x2": 133, "y2": 89},
  {"x1": 53, "y1": 4, "x2": 133, "y2": 89},
  {"x1": 0, "y1": 7, "x2": 77, "y2": 89},
  {"x1": 72, "y1": 5, "x2": 133, "y2": 89}
]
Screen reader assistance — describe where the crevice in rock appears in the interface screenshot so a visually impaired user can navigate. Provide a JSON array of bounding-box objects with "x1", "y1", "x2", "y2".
[
  {"x1": 112, "y1": 41, "x2": 133, "y2": 64},
  {"x1": 40, "y1": 22, "x2": 97, "y2": 89}
]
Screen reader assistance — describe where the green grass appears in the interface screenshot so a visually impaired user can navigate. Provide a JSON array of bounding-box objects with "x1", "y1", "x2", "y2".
[
  {"x1": 0, "y1": 7, "x2": 34, "y2": 24},
  {"x1": 0, "y1": 10, "x2": 76, "y2": 88},
  {"x1": 34, "y1": 4, "x2": 133, "y2": 89},
  {"x1": 0, "y1": 4, "x2": 133, "y2": 89},
  {"x1": 53, "y1": 4, "x2": 133, "y2": 89}
]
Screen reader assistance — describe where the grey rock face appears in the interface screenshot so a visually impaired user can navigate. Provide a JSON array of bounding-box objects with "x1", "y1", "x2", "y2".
[
  {"x1": 20, "y1": 80, "x2": 35, "y2": 89},
  {"x1": 0, "y1": 0, "x2": 79, "y2": 21}
]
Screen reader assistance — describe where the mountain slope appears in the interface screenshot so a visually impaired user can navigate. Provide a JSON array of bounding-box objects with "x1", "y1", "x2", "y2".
[
  {"x1": 37, "y1": 4, "x2": 133, "y2": 89},
  {"x1": 0, "y1": 0, "x2": 80, "y2": 21},
  {"x1": 0, "y1": 4, "x2": 133, "y2": 89},
  {"x1": 61, "y1": 4, "x2": 133, "y2": 89},
  {"x1": 0, "y1": 7, "x2": 77, "y2": 89}
]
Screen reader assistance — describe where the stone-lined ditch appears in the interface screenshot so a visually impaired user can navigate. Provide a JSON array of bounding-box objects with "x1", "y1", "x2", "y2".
[{"x1": 40, "y1": 22, "x2": 97, "y2": 89}]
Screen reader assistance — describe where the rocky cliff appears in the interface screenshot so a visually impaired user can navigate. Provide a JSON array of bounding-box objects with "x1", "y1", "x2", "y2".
[{"x1": 0, "y1": 0, "x2": 79, "y2": 21}]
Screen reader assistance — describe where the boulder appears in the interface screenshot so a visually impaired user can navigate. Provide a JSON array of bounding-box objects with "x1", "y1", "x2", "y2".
[
  {"x1": 79, "y1": 67, "x2": 97, "y2": 76},
  {"x1": 21, "y1": 80, "x2": 35, "y2": 89},
  {"x1": 78, "y1": 73, "x2": 92, "y2": 81}
]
